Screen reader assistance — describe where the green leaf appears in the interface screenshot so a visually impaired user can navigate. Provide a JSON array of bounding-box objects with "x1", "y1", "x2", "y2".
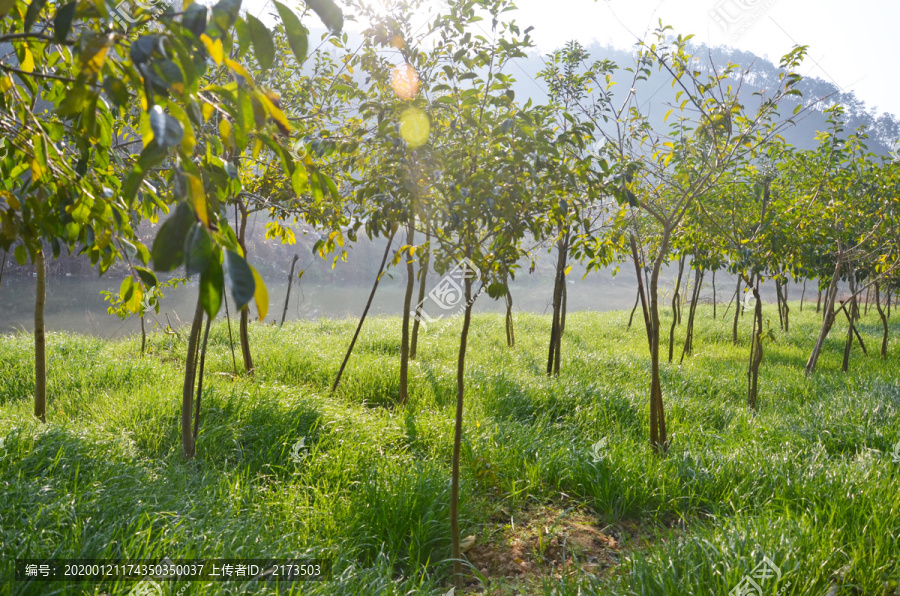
[
  {"x1": 200, "y1": 252, "x2": 223, "y2": 318},
  {"x1": 246, "y1": 14, "x2": 275, "y2": 70},
  {"x1": 24, "y1": 0, "x2": 47, "y2": 32},
  {"x1": 13, "y1": 244, "x2": 27, "y2": 266},
  {"x1": 134, "y1": 266, "x2": 158, "y2": 289},
  {"x1": 306, "y1": 0, "x2": 342, "y2": 33},
  {"x1": 224, "y1": 250, "x2": 255, "y2": 309},
  {"x1": 149, "y1": 105, "x2": 184, "y2": 149},
  {"x1": 103, "y1": 77, "x2": 130, "y2": 107},
  {"x1": 273, "y1": 0, "x2": 308, "y2": 65},
  {"x1": 53, "y1": 2, "x2": 76, "y2": 43},
  {"x1": 182, "y1": 3, "x2": 208, "y2": 38},
  {"x1": 151, "y1": 202, "x2": 194, "y2": 271},
  {"x1": 184, "y1": 222, "x2": 213, "y2": 277},
  {"x1": 122, "y1": 142, "x2": 166, "y2": 204}
]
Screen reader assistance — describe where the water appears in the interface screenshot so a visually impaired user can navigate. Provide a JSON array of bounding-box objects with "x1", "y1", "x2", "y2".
[{"x1": 0, "y1": 271, "x2": 642, "y2": 338}]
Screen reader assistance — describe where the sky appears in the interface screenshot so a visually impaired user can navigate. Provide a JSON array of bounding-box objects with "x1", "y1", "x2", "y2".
[
  {"x1": 245, "y1": 0, "x2": 900, "y2": 118},
  {"x1": 508, "y1": 0, "x2": 900, "y2": 118}
]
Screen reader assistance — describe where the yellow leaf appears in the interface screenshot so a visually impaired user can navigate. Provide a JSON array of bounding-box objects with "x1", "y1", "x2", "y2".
[
  {"x1": 82, "y1": 46, "x2": 108, "y2": 77},
  {"x1": 186, "y1": 174, "x2": 208, "y2": 227},
  {"x1": 225, "y1": 58, "x2": 251, "y2": 82},
  {"x1": 201, "y1": 102, "x2": 214, "y2": 122},
  {"x1": 258, "y1": 92, "x2": 292, "y2": 133},
  {"x1": 200, "y1": 34, "x2": 223, "y2": 65},
  {"x1": 0, "y1": 74, "x2": 12, "y2": 92},
  {"x1": 250, "y1": 265, "x2": 268, "y2": 321},
  {"x1": 21, "y1": 47, "x2": 34, "y2": 73},
  {"x1": 219, "y1": 118, "x2": 233, "y2": 150}
]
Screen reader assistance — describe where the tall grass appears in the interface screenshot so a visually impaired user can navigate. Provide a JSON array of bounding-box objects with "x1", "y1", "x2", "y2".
[{"x1": 0, "y1": 302, "x2": 898, "y2": 594}]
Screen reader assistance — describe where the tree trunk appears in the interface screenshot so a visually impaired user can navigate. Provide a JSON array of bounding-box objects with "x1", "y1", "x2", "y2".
[
  {"x1": 280, "y1": 254, "x2": 300, "y2": 326},
  {"x1": 332, "y1": 228, "x2": 397, "y2": 393},
  {"x1": 182, "y1": 295, "x2": 204, "y2": 460},
  {"x1": 806, "y1": 261, "x2": 842, "y2": 374},
  {"x1": 399, "y1": 220, "x2": 416, "y2": 405},
  {"x1": 732, "y1": 276, "x2": 742, "y2": 345},
  {"x1": 875, "y1": 282, "x2": 888, "y2": 358},
  {"x1": 747, "y1": 277, "x2": 763, "y2": 410},
  {"x1": 0, "y1": 250, "x2": 7, "y2": 290},
  {"x1": 504, "y1": 271, "x2": 515, "y2": 348},
  {"x1": 224, "y1": 291, "x2": 237, "y2": 374},
  {"x1": 680, "y1": 268, "x2": 703, "y2": 363},
  {"x1": 140, "y1": 314, "x2": 146, "y2": 354},
  {"x1": 816, "y1": 287, "x2": 822, "y2": 314},
  {"x1": 782, "y1": 280, "x2": 790, "y2": 333},
  {"x1": 775, "y1": 278, "x2": 785, "y2": 331},
  {"x1": 627, "y1": 287, "x2": 641, "y2": 328},
  {"x1": 450, "y1": 263, "x2": 474, "y2": 587},
  {"x1": 712, "y1": 269, "x2": 717, "y2": 318},
  {"x1": 630, "y1": 235, "x2": 651, "y2": 350},
  {"x1": 34, "y1": 248, "x2": 47, "y2": 423},
  {"x1": 547, "y1": 231, "x2": 568, "y2": 376},
  {"x1": 648, "y1": 229, "x2": 670, "y2": 452},
  {"x1": 410, "y1": 229, "x2": 430, "y2": 359},
  {"x1": 236, "y1": 203, "x2": 254, "y2": 374},
  {"x1": 800, "y1": 280, "x2": 806, "y2": 312},
  {"x1": 193, "y1": 313, "x2": 212, "y2": 442},
  {"x1": 668, "y1": 255, "x2": 686, "y2": 363}
]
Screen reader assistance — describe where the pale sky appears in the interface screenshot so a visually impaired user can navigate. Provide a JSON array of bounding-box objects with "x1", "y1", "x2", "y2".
[
  {"x1": 248, "y1": 0, "x2": 900, "y2": 118},
  {"x1": 511, "y1": 0, "x2": 900, "y2": 117}
]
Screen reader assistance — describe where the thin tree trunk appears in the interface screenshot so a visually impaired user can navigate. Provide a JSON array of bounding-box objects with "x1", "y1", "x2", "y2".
[
  {"x1": 140, "y1": 314, "x2": 147, "y2": 354},
  {"x1": 800, "y1": 280, "x2": 806, "y2": 312},
  {"x1": 747, "y1": 277, "x2": 763, "y2": 410},
  {"x1": 628, "y1": 288, "x2": 641, "y2": 328},
  {"x1": 680, "y1": 268, "x2": 703, "y2": 363},
  {"x1": 547, "y1": 232, "x2": 568, "y2": 377},
  {"x1": 504, "y1": 271, "x2": 515, "y2": 348},
  {"x1": 839, "y1": 302, "x2": 867, "y2": 356},
  {"x1": 193, "y1": 313, "x2": 212, "y2": 442},
  {"x1": 875, "y1": 282, "x2": 888, "y2": 358},
  {"x1": 224, "y1": 291, "x2": 237, "y2": 374},
  {"x1": 775, "y1": 279, "x2": 785, "y2": 331},
  {"x1": 237, "y1": 203, "x2": 253, "y2": 374},
  {"x1": 399, "y1": 219, "x2": 416, "y2": 405},
  {"x1": 782, "y1": 280, "x2": 790, "y2": 333},
  {"x1": 806, "y1": 260, "x2": 842, "y2": 374},
  {"x1": 864, "y1": 285, "x2": 870, "y2": 316},
  {"x1": 648, "y1": 228, "x2": 670, "y2": 452},
  {"x1": 182, "y1": 295, "x2": 204, "y2": 460},
  {"x1": 410, "y1": 229, "x2": 430, "y2": 359},
  {"x1": 0, "y1": 250, "x2": 6, "y2": 290},
  {"x1": 34, "y1": 249, "x2": 46, "y2": 423},
  {"x1": 450, "y1": 264, "x2": 474, "y2": 587},
  {"x1": 332, "y1": 228, "x2": 397, "y2": 393},
  {"x1": 630, "y1": 235, "x2": 651, "y2": 350},
  {"x1": 668, "y1": 255, "x2": 686, "y2": 363},
  {"x1": 712, "y1": 269, "x2": 717, "y2": 318},
  {"x1": 816, "y1": 287, "x2": 822, "y2": 314},
  {"x1": 280, "y1": 254, "x2": 299, "y2": 327},
  {"x1": 732, "y1": 276, "x2": 742, "y2": 345}
]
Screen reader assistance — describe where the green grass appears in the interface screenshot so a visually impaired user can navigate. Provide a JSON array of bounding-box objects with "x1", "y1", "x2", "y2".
[{"x1": 0, "y1": 302, "x2": 899, "y2": 594}]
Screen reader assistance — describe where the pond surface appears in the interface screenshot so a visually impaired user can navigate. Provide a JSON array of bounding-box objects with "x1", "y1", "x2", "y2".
[{"x1": 0, "y1": 270, "x2": 643, "y2": 338}]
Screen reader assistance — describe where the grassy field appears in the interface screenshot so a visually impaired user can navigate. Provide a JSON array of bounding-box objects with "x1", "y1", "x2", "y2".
[{"x1": 0, "y1": 301, "x2": 898, "y2": 595}]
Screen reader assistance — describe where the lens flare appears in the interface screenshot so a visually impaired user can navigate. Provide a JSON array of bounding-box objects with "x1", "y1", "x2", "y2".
[
  {"x1": 391, "y1": 63, "x2": 420, "y2": 101},
  {"x1": 399, "y1": 107, "x2": 430, "y2": 148}
]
